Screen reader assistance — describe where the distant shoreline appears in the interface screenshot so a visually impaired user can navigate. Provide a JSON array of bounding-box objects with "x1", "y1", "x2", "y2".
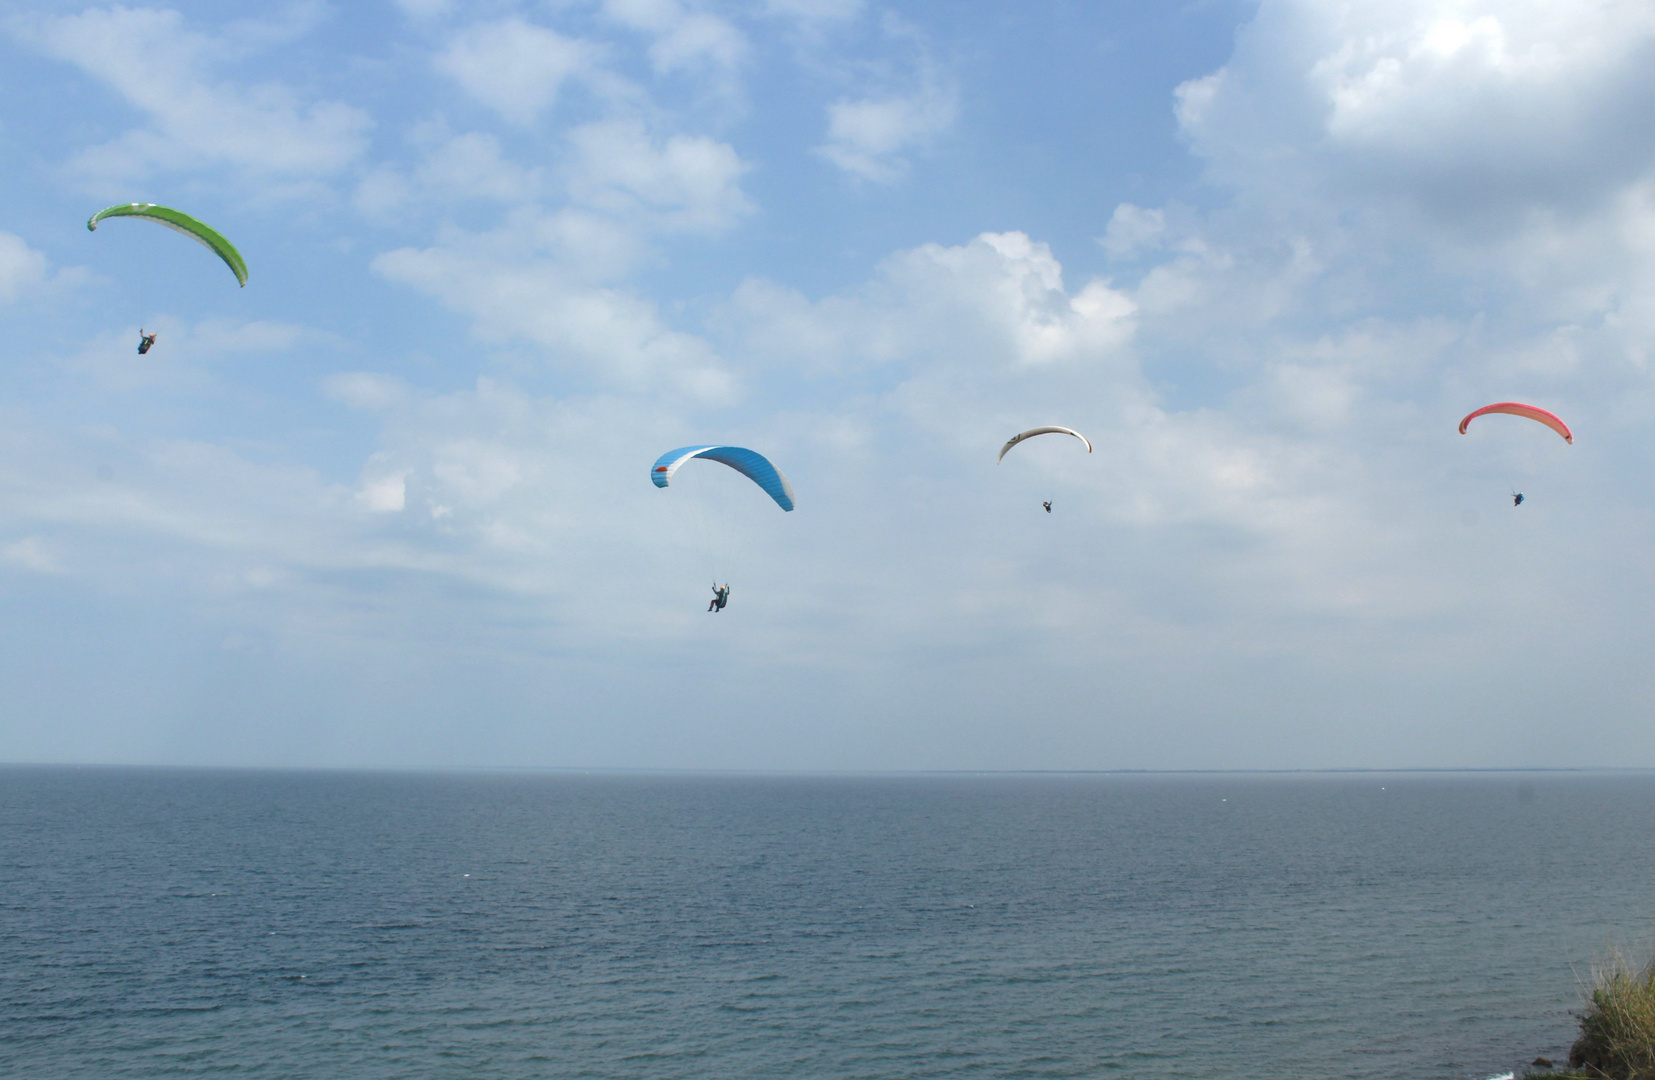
[{"x1": 2, "y1": 761, "x2": 1652, "y2": 777}]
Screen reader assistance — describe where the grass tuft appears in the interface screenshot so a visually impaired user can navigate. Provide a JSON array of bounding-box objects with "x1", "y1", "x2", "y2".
[{"x1": 1567, "y1": 949, "x2": 1655, "y2": 1079}]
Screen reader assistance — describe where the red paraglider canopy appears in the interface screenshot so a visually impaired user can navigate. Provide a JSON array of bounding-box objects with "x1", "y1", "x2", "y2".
[{"x1": 1458, "y1": 402, "x2": 1573, "y2": 444}]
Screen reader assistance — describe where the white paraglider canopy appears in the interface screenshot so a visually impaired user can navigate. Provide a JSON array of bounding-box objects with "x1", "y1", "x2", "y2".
[{"x1": 997, "y1": 426, "x2": 1092, "y2": 462}]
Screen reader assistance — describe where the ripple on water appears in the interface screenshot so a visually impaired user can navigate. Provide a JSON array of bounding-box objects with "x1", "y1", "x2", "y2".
[{"x1": 2, "y1": 768, "x2": 1650, "y2": 1079}]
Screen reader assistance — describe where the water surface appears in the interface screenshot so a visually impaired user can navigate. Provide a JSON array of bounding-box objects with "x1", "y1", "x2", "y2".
[{"x1": 3, "y1": 768, "x2": 1652, "y2": 1078}]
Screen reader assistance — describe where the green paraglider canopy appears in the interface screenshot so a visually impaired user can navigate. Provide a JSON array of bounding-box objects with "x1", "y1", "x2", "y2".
[{"x1": 88, "y1": 203, "x2": 248, "y2": 287}]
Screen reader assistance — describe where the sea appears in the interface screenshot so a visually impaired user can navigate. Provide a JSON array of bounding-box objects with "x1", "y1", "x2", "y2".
[{"x1": 4, "y1": 768, "x2": 1655, "y2": 1079}]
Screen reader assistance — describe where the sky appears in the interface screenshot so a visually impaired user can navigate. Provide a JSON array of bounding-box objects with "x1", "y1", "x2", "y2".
[{"x1": 2, "y1": 0, "x2": 1654, "y2": 771}]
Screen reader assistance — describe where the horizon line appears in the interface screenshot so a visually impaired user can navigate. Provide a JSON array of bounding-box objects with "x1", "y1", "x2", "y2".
[{"x1": 0, "y1": 762, "x2": 1645, "y2": 777}]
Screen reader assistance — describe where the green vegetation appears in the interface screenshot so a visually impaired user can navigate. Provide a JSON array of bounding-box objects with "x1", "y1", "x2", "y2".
[{"x1": 1538, "y1": 948, "x2": 1655, "y2": 1079}]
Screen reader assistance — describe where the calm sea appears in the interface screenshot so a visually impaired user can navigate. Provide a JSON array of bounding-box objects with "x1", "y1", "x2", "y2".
[{"x1": 3, "y1": 768, "x2": 1654, "y2": 1079}]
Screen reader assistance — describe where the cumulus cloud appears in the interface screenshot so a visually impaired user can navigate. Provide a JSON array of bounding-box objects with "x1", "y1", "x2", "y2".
[
  {"x1": 52, "y1": 317, "x2": 317, "y2": 397},
  {"x1": 373, "y1": 240, "x2": 736, "y2": 401},
  {"x1": 816, "y1": 77, "x2": 956, "y2": 182},
  {"x1": 436, "y1": 18, "x2": 596, "y2": 125},
  {"x1": 344, "y1": 234, "x2": 1182, "y2": 658},
  {"x1": 1100, "y1": 205, "x2": 1168, "y2": 259},
  {"x1": 6, "y1": 189, "x2": 1645, "y2": 770},
  {"x1": 349, "y1": 234, "x2": 1126, "y2": 604},
  {"x1": 355, "y1": 456, "x2": 408, "y2": 513},
  {"x1": 567, "y1": 119, "x2": 751, "y2": 234},
  {"x1": 0, "y1": 233, "x2": 48, "y2": 302},
  {"x1": 738, "y1": 229, "x2": 1138, "y2": 378},
  {"x1": 731, "y1": 232, "x2": 1136, "y2": 377},
  {"x1": 363, "y1": 114, "x2": 751, "y2": 393},
  {"x1": 1176, "y1": 0, "x2": 1655, "y2": 225},
  {"x1": 1141, "y1": 0, "x2": 1655, "y2": 412},
  {"x1": 1046, "y1": 1, "x2": 1655, "y2": 691},
  {"x1": 0, "y1": 387, "x2": 630, "y2": 618},
  {"x1": 356, "y1": 129, "x2": 542, "y2": 217},
  {"x1": 354, "y1": 227, "x2": 1479, "y2": 676},
  {"x1": 884, "y1": 233, "x2": 1137, "y2": 368},
  {"x1": 20, "y1": 0, "x2": 1655, "y2": 770},
  {"x1": 601, "y1": 0, "x2": 746, "y2": 80},
  {"x1": 23, "y1": 5, "x2": 370, "y2": 185},
  {"x1": 417, "y1": 131, "x2": 540, "y2": 200}
]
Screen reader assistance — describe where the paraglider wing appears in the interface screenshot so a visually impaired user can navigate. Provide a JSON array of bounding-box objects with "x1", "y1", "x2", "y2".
[
  {"x1": 651, "y1": 445, "x2": 795, "y2": 511},
  {"x1": 997, "y1": 426, "x2": 1094, "y2": 462},
  {"x1": 88, "y1": 203, "x2": 248, "y2": 287},
  {"x1": 1458, "y1": 402, "x2": 1572, "y2": 443}
]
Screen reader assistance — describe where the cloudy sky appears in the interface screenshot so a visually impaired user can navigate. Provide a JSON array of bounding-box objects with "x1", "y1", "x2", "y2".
[{"x1": 2, "y1": 0, "x2": 1653, "y2": 771}]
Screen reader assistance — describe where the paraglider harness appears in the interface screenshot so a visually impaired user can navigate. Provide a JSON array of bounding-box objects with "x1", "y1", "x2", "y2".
[
  {"x1": 137, "y1": 329, "x2": 156, "y2": 355},
  {"x1": 709, "y1": 584, "x2": 730, "y2": 612}
]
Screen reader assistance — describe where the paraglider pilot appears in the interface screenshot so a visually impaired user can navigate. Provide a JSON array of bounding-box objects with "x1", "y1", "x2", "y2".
[
  {"x1": 137, "y1": 329, "x2": 156, "y2": 355},
  {"x1": 1513, "y1": 493, "x2": 1524, "y2": 506},
  {"x1": 709, "y1": 584, "x2": 730, "y2": 612},
  {"x1": 1042, "y1": 501, "x2": 1052, "y2": 513}
]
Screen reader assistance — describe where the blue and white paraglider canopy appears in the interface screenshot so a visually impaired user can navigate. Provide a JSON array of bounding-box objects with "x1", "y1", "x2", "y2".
[{"x1": 650, "y1": 445, "x2": 795, "y2": 511}]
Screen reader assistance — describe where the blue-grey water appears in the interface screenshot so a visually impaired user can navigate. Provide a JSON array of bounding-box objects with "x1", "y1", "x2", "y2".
[{"x1": 4, "y1": 769, "x2": 1654, "y2": 1079}]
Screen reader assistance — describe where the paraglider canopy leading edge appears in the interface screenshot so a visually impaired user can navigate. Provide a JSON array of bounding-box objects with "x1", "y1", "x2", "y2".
[
  {"x1": 997, "y1": 426, "x2": 1093, "y2": 462},
  {"x1": 651, "y1": 445, "x2": 795, "y2": 511},
  {"x1": 88, "y1": 203, "x2": 248, "y2": 287},
  {"x1": 1458, "y1": 402, "x2": 1573, "y2": 444}
]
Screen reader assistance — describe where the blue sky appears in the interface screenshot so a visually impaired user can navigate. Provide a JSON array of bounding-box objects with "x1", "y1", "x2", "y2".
[{"x1": 3, "y1": 0, "x2": 1654, "y2": 771}]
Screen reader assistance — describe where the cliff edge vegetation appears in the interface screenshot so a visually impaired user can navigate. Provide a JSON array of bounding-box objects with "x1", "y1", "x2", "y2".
[{"x1": 1531, "y1": 947, "x2": 1655, "y2": 1080}]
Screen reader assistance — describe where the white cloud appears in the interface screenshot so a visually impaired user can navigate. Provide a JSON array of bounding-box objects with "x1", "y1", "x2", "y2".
[
  {"x1": 1100, "y1": 204, "x2": 1167, "y2": 259},
  {"x1": 883, "y1": 232, "x2": 1137, "y2": 370},
  {"x1": 20, "y1": 0, "x2": 1655, "y2": 770},
  {"x1": 653, "y1": 12, "x2": 746, "y2": 76},
  {"x1": 372, "y1": 240, "x2": 736, "y2": 401},
  {"x1": 7, "y1": 187, "x2": 1651, "y2": 770},
  {"x1": 187, "y1": 318, "x2": 307, "y2": 355},
  {"x1": 420, "y1": 131, "x2": 540, "y2": 200},
  {"x1": 0, "y1": 391, "x2": 634, "y2": 621},
  {"x1": 322, "y1": 377, "x2": 410, "y2": 415},
  {"x1": 816, "y1": 78, "x2": 956, "y2": 182},
  {"x1": 1036, "y1": 2, "x2": 1655, "y2": 678},
  {"x1": 601, "y1": 0, "x2": 746, "y2": 79},
  {"x1": 1142, "y1": 0, "x2": 1655, "y2": 431},
  {"x1": 356, "y1": 457, "x2": 408, "y2": 513},
  {"x1": 354, "y1": 166, "x2": 415, "y2": 219},
  {"x1": 53, "y1": 317, "x2": 319, "y2": 398},
  {"x1": 24, "y1": 5, "x2": 370, "y2": 184},
  {"x1": 600, "y1": 0, "x2": 680, "y2": 34},
  {"x1": 435, "y1": 18, "x2": 596, "y2": 126},
  {"x1": 715, "y1": 229, "x2": 1491, "y2": 655},
  {"x1": 356, "y1": 130, "x2": 542, "y2": 216},
  {"x1": 0, "y1": 233, "x2": 47, "y2": 302},
  {"x1": 566, "y1": 119, "x2": 751, "y2": 234},
  {"x1": 324, "y1": 373, "x2": 413, "y2": 413},
  {"x1": 732, "y1": 232, "x2": 1136, "y2": 375},
  {"x1": 325, "y1": 228, "x2": 1177, "y2": 657},
  {"x1": 0, "y1": 536, "x2": 62, "y2": 574},
  {"x1": 266, "y1": 376, "x2": 689, "y2": 601},
  {"x1": 1176, "y1": 0, "x2": 1655, "y2": 225}
]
